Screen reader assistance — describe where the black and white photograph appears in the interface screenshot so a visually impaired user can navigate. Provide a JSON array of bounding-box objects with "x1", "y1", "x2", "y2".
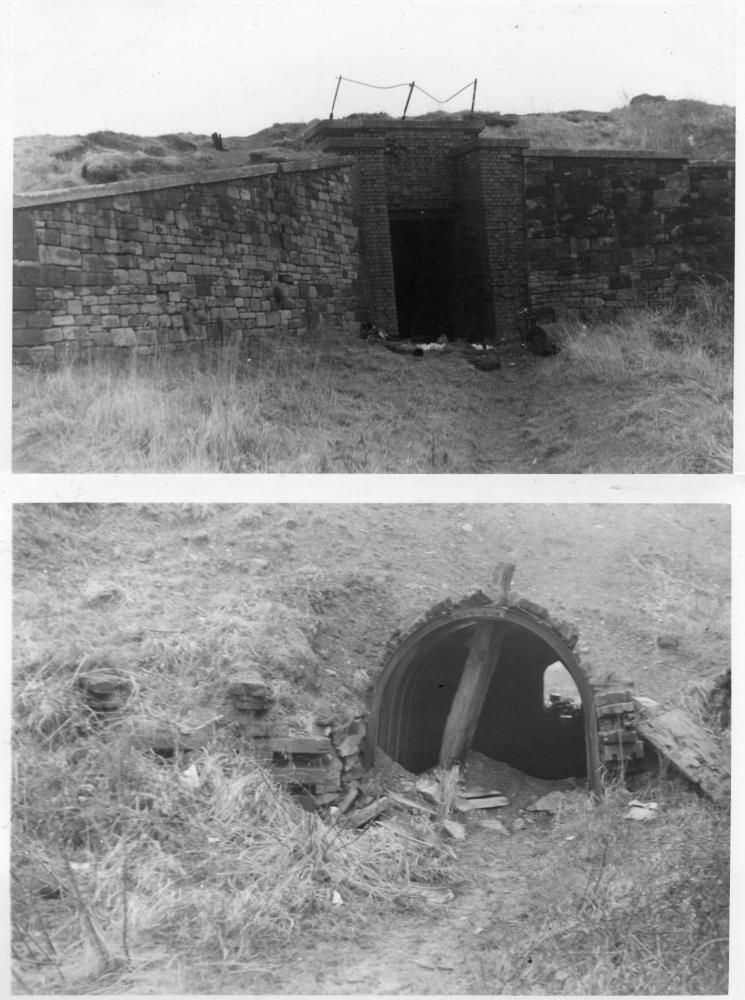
[
  {"x1": 11, "y1": 503, "x2": 731, "y2": 994},
  {"x1": 7, "y1": 0, "x2": 740, "y2": 997},
  {"x1": 10, "y1": 1, "x2": 736, "y2": 474}
]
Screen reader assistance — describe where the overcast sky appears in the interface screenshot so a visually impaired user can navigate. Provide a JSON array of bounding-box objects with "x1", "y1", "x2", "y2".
[{"x1": 10, "y1": 0, "x2": 738, "y2": 138}]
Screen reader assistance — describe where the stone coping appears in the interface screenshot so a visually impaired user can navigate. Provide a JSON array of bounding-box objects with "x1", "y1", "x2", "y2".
[
  {"x1": 305, "y1": 118, "x2": 486, "y2": 141},
  {"x1": 450, "y1": 137, "x2": 531, "y2": 155},
  {"x1": 13, "y1": 154, "x2": 354, "y2": 209},
  {"x1": 526, "y1": 147, "x2": 689, "y2": 160},
  {"x1": 317, "y1": 136, "x2": 387, "y2": 151}
]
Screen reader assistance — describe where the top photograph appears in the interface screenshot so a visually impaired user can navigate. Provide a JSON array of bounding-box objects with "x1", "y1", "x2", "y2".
[{"x1": 11, "y1": 1, "x2": 736, "y2": 474}]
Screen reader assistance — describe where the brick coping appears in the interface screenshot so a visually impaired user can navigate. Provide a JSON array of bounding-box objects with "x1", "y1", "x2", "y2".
[{"x1": 13, "y1": 154, "x2": 354, "y2": 209}]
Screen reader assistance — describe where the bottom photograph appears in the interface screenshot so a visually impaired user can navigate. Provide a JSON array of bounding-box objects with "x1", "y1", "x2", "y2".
[{"x1": 12, "y1": 503, "x2": 731, "y2": 995}]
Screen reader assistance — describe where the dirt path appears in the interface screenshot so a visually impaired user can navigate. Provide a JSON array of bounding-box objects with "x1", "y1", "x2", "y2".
[{"x1": 274, "y1": 829, "x2": 549, "y2": 995}]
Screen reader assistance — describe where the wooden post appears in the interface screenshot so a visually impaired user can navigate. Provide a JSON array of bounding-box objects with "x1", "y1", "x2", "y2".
[{"x1": 439, "y1": 623, "x2": 504, "y2": 768}]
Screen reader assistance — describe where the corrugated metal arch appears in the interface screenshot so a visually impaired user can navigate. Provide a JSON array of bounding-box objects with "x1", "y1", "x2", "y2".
[{"x1": 367, "y1": 604, "x2": 603, "y2": 798}]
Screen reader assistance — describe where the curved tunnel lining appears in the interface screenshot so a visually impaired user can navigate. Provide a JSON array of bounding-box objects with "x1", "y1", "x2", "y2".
[{"x1": 367, "y1": 607, "x2": 602, "y2": 797}]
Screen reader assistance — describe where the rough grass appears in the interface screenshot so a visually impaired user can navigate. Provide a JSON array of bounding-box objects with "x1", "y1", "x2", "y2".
[
  {"x1": 12, "y1": 326, "x2": 509, "y2": 473},
  {"x1": 12, "y1": 737, "x2": 453, "y2": 993},
  {"x1": 12, "y1": 504, "x2": 730, "y2": 994},
  {"x1": 14, "y1": 126, "x2": 314, "y2": 194},
  {"x1": 506, "y1": 98, "x2": 735, "y2": 159},
  {"x1": 472, "y1": 777, "x2": 730, "y2": 995},
  {"x1": 12, "y1": 503, "x2": 454, "y2": 992},
  {"x1": 14, "y1": 100, "x2": 734, "y2": 194},
  {"x1": 13, "y1": 283, "x2": 734, "y2": 473},
  {"x1": 519, "y1": 282, "x2": 733, "y2": 473}
]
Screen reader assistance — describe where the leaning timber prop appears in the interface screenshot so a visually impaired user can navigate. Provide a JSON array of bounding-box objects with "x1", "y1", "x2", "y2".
[
  {"x1": 367, "y1": 564, "x2": 730, "y2": 805},
  {"x1": 73, "y1": 565, "x2": 727, "y2": 814}
]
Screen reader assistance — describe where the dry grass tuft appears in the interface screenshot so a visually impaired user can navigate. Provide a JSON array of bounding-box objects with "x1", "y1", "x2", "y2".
[
  {"x1": 14, "y1": 283, "x2": 734, "y2": 474},
  {"x1": 522, "y1": 282, "x2": 733, "y2": 473},
  {"x1": 474, "y1": 781, "x2": 729, "y2": 995},
  {"x1": 12, "y1": 738, "x2": 454, "y2": 992}
]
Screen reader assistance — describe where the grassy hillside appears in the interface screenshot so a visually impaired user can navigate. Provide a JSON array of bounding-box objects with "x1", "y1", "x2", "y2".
[
  {"x1": 14, "y1": 98, "x2": 734, "y2": 194},
  {"x1": 12, "y1": 504, "x2": 730, "y2": 993}
]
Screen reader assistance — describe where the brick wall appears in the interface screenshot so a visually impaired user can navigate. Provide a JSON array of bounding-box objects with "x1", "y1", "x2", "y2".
[
  {"x1": 13, "y1": 157, "x2": 362, "y2": 364},
  {"x1": 379, "y1": 122, "x2": 484, "y2": 213},
  {"x1": 524, "y1": 150, "x2": 735, "y2": 320},
  {"x1": 473, "y1": 139, "x2": 530, "y2": 339}
]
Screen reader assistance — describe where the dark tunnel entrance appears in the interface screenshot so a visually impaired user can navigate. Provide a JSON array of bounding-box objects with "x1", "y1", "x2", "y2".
[
  {"x1": 389, "y1": 216, "x2": 455, "y2": 342},
  {"x1": 368, "y1": 606, "x2": 603, "y2": 797}
]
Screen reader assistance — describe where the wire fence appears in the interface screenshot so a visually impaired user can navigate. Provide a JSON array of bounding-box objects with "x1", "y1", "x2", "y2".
[{"x1": 329, "y1": 75, "x2": 478, "y2": 120}]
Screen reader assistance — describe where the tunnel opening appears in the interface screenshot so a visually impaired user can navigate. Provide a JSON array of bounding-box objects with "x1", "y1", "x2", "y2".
[
  {"x1": 389, "y1": 216, "x2": 456, "y2": 342},
  {"x1": 369, "y1": 606, "x2": 602, "y2": 796}
]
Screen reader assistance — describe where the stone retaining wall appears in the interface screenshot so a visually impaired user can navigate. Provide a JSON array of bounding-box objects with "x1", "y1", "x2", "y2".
[
  {"x1": 524, "y1": 151, "x2": 735, "y2": 320},
  {"x1": 13, "y1": 131, "x2": 736, "y2": 361},
  {"x1": 13, "y1": 157, "x2": 362, "y2": 364}
]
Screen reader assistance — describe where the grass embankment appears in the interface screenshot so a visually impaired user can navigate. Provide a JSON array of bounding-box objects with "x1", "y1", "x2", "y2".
[
  {"x1": 510, "y1": 97, "x2": 735, "y2": 159},
  {"x1": 12, "y1": 504, "x2": 451, "y2": 993},
  {"x1": 472, "y1": 776, "x2": 730, "y2": 995},
  {"x1": 520, "y1": 281, "x2": 733, "y2": 473},
  {"x1": 14, "y1": 99, "x2": 734, "y2": 195},
  {"x1": 13, "y1": 283, "x2": 733, "y2": 473}
]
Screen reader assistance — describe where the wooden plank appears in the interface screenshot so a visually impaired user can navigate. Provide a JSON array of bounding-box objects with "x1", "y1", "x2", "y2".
[
  {"x1": 594, "y1": 690, "x2": 634, "y2": 707},
  {"x1": 635, "y1": 706, "x2": 730, "y2": 803},
  {"x1": 271, "y1": 765, "x2": 337, "y2": 786},
  {"x1": 439, "y1": 623, "x2": 504, "y2": 767},
  {"x1": 388, "y1": 791, "x2": 437, "y2": 816},
  {"x1": 341, "y1": 796, "x2": 389, "y2": 829},
  {"x1": 455, "y1": 795, "x2": 509, "y2": 812},
  {"x1": 268, "y1": 737, "x2": 333, "y2": 754}
]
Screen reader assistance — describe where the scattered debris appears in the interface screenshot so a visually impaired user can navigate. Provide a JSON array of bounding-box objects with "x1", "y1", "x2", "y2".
[
  {"x1": 415, "y1": 775, "x2": 441, "y2": 804},
  {"x1": 456, "y1": 794, "x2": 509, "y2": 812},
  {"x1": 408, "y1": 885, "x2": 455, "y2": 905},
  {"x1": 460, "y1": 786, "x2": 504, "y2": 799},
  {"x1": 442, "y1": 818, "x2": 466, "y2": 840},
  {"x1": 656, "y1": 634, "x2": 680, "y2": 650},
  {"x1": 335, "y1": 782, "x2": 360, "y2": 816},
  {"x1": 478, "y1": 818, "x2": 510, "y2": 835},
  {"x1": 180, "y1": 764, "x2": 200, "y2": 789},
  {"x1": 527, "y1": 790, "x2": 571, "y2": 814},
  {"x1": 388, "y1": 791, "x2": 437, "y2": 816},
  {"x1": 82, "y1": 579, "x2": 124, "y2": 608},
  {"x1": 77, "y1": 668, "x2": 132, "y2": 713},
  {"x1": 625, "y1": 800, "x2": 659, "y2": 821},
  {"x1": 341, "y1": 796, "x2": 388, "y2": 829}
]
